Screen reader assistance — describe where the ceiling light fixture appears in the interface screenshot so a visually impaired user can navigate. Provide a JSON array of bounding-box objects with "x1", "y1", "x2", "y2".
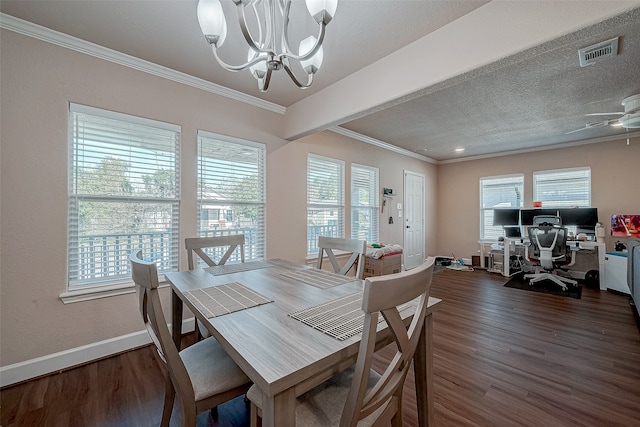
[
  {"x1": 197, "y1": 0, "x2": 338, "y2": 92},
  {"x1": 454, "y1": 147, "x2": 465, "y2": 153}
]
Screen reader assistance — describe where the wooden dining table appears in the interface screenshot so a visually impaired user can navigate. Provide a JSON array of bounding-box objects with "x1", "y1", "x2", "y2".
[{"x1": 165, "y1": 259, "x2": 441, "y2": 427}]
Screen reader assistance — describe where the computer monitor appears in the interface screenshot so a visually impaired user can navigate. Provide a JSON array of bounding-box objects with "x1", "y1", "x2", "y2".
[
  {"x1": 492, "y1": 208, "x2": 520, "y2": 226},
  {"x1": 558, "y1": 207, "x2": 598, "y2": 226},
  {"x1": 520, "y1": 208, "x2": 558, "y2": 225},
  {"x1": 504, "y1": 226, "x2": 522, "y2": 238}
]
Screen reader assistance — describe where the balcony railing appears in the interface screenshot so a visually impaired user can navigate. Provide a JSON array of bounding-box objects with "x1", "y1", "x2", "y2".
[
  {"x1": 70, "y1": 225, "x2": 340, "y2": 287},
  {"x1": 70, "y1": 227, "x2": 260, "y2": 286},
  {"x1": 307, "y1": 224, "x2": 340, "y2": 253}
]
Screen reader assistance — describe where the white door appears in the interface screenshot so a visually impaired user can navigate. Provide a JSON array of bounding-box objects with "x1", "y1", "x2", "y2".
[{"x1": 404, "y1": 171, "x2": 425, "y2": 270}]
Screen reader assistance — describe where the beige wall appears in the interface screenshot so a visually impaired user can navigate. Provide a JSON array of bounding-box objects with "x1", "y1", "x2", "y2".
[
  {"x1": 3, "y1": 26, "x2": 636, "y2": 373},
  {"x1": 0, "y1": 30, "x2": 436, "y2": 367},
  {"x1": 436, "y1": 137, "x2": 640, "y2": 260}
]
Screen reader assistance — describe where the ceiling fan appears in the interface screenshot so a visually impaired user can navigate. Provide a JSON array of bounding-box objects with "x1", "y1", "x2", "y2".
[{"x1": 567, "y1": 94, "x2": 640, "y2": 134}]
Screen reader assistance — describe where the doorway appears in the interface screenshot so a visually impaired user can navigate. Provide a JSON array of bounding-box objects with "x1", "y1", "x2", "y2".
[{"x1": 404, "y1": 171, "x2": 425, "y2": 270}]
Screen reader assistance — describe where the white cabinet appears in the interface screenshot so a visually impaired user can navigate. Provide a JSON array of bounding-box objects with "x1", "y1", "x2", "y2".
[{"x1": 604, "y1": 252, "x2": 630, "y2": 295}]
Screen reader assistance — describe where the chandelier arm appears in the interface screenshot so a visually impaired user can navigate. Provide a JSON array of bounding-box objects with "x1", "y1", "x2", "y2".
[
  {"x1": 259, "y1": 68, "x2": 273, "y2": 92},
  {"x1": 212, "y1": 47, "x2": 267, "y2": 72},
  {"x1": 281, "y1": 22, "x2": 327, "y2": 62},
  {"x1": 236, "y1": 0, "x2": 269, "y2": 54},
  {"x1": 251, "y1": 1, "x2": 265, "y2": 50},
  {"x1": 283, "y1": 63, "x2": 314, "y2": 89},
  {"x1": 280, "y1": 0, "x2": 294, "y2": 55}
]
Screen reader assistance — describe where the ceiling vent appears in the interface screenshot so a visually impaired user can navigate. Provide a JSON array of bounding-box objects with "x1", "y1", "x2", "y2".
[{"x1": 578, "y1": 37, "x2": 619, "y2": 67}]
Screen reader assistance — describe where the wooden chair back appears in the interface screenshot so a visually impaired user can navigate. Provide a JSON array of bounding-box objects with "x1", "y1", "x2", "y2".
[
  {"x1": 185, "y1": 235, "x2": 245, "y2": 270},
  {"x1": 130, "y1": 250, "x2": 196, "y2": 405},
  {"x1": 340, "y1": 257, "x2": 435, "y2": 427},
  {"x1": 316, "y1": 236, "x2": 366, "y2": 279}
]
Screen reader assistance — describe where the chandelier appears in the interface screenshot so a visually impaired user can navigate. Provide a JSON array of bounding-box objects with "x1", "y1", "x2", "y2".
[{"x1": 197, "y1": 0, "x2": 338, "y2": 92}]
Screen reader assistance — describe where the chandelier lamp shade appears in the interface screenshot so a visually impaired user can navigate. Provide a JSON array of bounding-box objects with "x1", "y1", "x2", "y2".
[{"x1": 197, "y1": 0, "x2": 338, "y2": 91}]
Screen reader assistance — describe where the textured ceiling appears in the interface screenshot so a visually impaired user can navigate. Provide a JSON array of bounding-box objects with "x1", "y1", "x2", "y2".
[
  {"x1": 2, "y1": 1, "x2": 640, "y2": 161},
  {"x1": 341, "y1": 8, "x2": 640, "y2": 161}
]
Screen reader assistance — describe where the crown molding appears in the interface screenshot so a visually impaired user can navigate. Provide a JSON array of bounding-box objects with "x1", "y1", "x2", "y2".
[
  {"x1": 333, "y1": 125, "x2": 640, "y2": 165},
  {"x1": 0, "y1": 13, "x2": 286, "y2": 115},
  {"x1": 438, "y1": 130, "x2": 640, "y2": 164},
  {"x1": 330, "y1": 126, "x2": 437, "y2": 164}
]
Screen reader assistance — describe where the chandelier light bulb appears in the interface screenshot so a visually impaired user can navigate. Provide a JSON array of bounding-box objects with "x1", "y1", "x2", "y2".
[
  {"x1": 299, "y1": 36, "x2": 323, "y2": 74},
  {"x1": 197, "y1": 0, "x2": 227, "y2": 47},
  {"x1": 305, "y1": 0, "x2": 338, "y2": 24}
]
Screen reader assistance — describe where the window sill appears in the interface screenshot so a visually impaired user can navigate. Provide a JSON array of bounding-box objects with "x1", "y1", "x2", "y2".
[{"x1": 60, "y1": 275, "x2": 169, "y2": 304}]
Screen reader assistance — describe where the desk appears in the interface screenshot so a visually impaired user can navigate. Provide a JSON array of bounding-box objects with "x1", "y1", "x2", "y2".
[
  {"x1": 166, "y1": 259, "x2": 441, "y2": 427},
  {"x1": 477, "y1": 238, "x2": 525, "y2": 276},
  {"x1": 478, "y1": 239, "x2": 606, "y2": 288},
  {"x1": 566, "y1": 241, "x2": 606, "y2": 290}
]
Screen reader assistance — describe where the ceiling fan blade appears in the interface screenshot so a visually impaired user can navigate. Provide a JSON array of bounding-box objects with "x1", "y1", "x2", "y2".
[
  {"x1": 585, "y1": 112, "x2": 625, "y2": 116},
  {"x1": 565, "y1": 127, "x2": 591, "y2": 134},
  {"x1": 565, "y1": 120, "x2": 613, "y2": 134}
]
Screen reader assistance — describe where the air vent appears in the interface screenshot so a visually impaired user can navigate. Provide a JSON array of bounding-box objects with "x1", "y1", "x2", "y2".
[{"x1": 578, "y1": 37, "x2": 619, "y2": 67}]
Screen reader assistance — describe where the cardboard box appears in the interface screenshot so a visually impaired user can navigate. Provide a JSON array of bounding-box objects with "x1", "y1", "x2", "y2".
[{"x1": 364, "y1": 254, "x2": 402, "y2": 277}]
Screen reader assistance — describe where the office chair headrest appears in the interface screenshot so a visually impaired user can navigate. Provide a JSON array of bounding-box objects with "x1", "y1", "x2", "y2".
[{"x1": 532, "y1": 215, "x2": 562, "y2": 227}]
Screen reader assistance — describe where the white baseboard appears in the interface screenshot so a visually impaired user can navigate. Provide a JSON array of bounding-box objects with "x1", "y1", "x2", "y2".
[{"x1": 0, "y1": 317, "x2": 195, "y2": 388}]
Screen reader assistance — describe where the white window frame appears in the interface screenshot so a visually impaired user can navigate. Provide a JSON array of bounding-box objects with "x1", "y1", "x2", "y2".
[
  {"x1": 480, "y1": 174, "x2": 524, "y2": 240},
  {"x1": 197, "y1": 131, "x2": 266, "y2": 262},
  {"x1": 533, "y1": 167, "x2": 591, "y2": 234},
  {"x1": 63, "y1": 104, "x2": 180, "y2": 302},
  {"x1": 307, "y1": 154, "x2": 345, "y2": 255},
  {"x1": 351, "y1": 164, "x2": 379, "y2": 244}
]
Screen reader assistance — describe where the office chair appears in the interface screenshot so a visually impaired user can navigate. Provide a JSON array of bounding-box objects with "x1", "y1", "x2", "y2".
[{"x1": 524, "y1": 215, "x2": 577, "y2": 290}]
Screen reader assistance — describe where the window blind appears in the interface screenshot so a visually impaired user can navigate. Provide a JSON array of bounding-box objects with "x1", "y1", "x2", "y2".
[
  {"x1": 68, "y1": 104, "x2": 180, "y2": 289},
  {"x1": 351, "y1": 164, "x2": 379, "y2": 244},
  {"x1": 307, "y1": 155, "x2": 345, "y2": 254},
  {"x1": 533, "y1": 167, "x2": 591, "y2": 208},
  {"x1": 197, "y1": 132, "x2": 266, "y2": 262},
  {"x1": 480, "y1": 174, "x2": 524, "y2": 240}
]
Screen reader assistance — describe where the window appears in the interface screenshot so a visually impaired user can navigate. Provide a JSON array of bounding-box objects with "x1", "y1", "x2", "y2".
[
  {"x1": 351, "y1": 164, "x2": 379, "y2": 244},
  {"x1": 307, "y1": 154, "x2": 345, "y2": 254},
  {"x1": 197, "y1": 131, "x2": 266, "y2": 262},
  {"x1": 68, "y1": 104, "x2": 180, "y2": 292},
  {"x1": 480, "y1": 174, "x2": 524, "y2": 240},
  {"x1": 533, "y1": 167, "x2": 591, "y2": 208}
]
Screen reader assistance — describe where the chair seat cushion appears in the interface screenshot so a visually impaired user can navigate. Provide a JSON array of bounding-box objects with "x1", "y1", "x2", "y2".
[
  {"x1": 180, "y1": 337, "x2": 250, "y2": 401},
  {"x1": 248, "y1": 366, "x2": 388, "y2": 427}
]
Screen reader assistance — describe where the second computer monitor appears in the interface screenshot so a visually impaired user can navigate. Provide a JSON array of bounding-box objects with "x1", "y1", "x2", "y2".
[
  {"x1": 520, "y1": 208, "x2": 558, "y2": 225},
  {"x1": 492, "y1": 208, "x2": 520, "y2": 226},
  {"x1": 558, "y1": 207, "x2": 598, "y2": 226}
]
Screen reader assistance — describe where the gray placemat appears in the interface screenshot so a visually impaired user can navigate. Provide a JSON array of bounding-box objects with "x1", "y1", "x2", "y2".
[
  {"x1": 280, "y1": 268, "x2": 358, "y2": 289},
  {"x1": 204, "y1": 260, "x2": 273, "y2": 276},
  {"x1": 289, "y1": 292, "x2": 364, "y2": 340},
  {"x1": 288, "y1": 293, "x2": 412, "y2": 341},
  {"x1": 184, "y1": 282, "x2": 273, "y2": 318}
]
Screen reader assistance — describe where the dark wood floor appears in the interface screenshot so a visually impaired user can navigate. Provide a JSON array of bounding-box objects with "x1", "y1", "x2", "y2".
[{"x1": 2, "y1": 269, "x2": 639, "y2": 426}]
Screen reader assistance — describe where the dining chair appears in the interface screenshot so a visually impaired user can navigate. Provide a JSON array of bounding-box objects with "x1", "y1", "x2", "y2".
[
  {"x1": 248, "y1": 256, "x2": 435, "y2": 427},
  {"x1": 129, "y1": 250, "x2": 251, "y2": 427},
  {"x1": 185, "y1": 235, "x2": 245, "y2": 339},
  {"x1": 317, "y1": 236, "x2": 367, "y2": 279},
  {"x1": 185, "y1": 234, "x2": 245, "y2": 269}
]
